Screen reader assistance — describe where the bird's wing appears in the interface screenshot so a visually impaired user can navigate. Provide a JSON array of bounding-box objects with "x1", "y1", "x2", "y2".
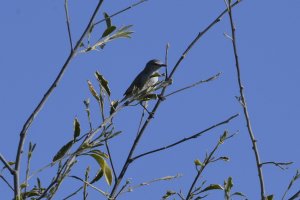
[{"x1": 124, "y1": 71, "x2": 145, "y2": 96}]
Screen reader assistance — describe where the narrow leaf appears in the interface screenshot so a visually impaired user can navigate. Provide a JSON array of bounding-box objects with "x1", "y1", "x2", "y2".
[
  {"x1": 90, "y1": 169, "x2": 104, "y2": 184},
  {"x1": 201, "y1": 184, "x2": 224, "y2": 193},
  {"x1": 52, "y1": 140, "x2": 73, "y2": 162},
  {"x1": 87, "y1": 80, "x2": 100, "y2": 101},
  {"x1": 88, "y1": 149, "x2": 109, "y2": 159},
  {"x1": 89, "y1": 153, "x2": 112, "y2": 185},
  {"x1": 95, "y1": 71, "x2": 111, "y2": 96},
  {"x1": 102, "y1": 26, "x2": 116, "y2": 38},
  {"x1": 73, "y1": 118, "x2": 80, "y2": 142},
  {"x1": 219, "y1": 130, "x2": 228, "y2": 144},
  {"x1": 231, "y1": 192, "x2": 246, "y2": 197},
  {"x1": 103, "y1": 12, "x2": 111, "y2": 28},
  {"x1": 162, "y1": 190, "x2": 176, "y2": 199},
  {"x1": 194, "y1": 159, "x2": 203, "y2": 166}
]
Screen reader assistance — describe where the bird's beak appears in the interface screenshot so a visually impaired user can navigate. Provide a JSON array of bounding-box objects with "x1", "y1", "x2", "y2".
[{"x1": 160, "y1": 63, "x2": 167, "y2": 67}]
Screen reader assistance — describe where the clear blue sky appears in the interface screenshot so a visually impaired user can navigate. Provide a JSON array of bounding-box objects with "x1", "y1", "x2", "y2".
[{"x1": 1, "y1": 0, "x2": 300, "y2": 199}]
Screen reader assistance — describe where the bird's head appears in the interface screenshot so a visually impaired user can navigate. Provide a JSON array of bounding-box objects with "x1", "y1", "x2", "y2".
[{"x1": 144, "y1": 59, "x2": 167, "y2": 73}]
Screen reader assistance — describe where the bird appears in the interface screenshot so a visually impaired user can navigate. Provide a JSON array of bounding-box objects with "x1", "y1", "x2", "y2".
[{"x1": 121, "y1": 59, "x2": 166, "y2": 103}]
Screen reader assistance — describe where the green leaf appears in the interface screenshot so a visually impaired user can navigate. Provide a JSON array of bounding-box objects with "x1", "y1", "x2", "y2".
[
  {"x1": 162, "y1": 190, "x2": 176, "y2": 199},
  {"x1": 90, "y1": 169, "x2": 104, "y2": 184},
  {"x1": 267, "y1": 194, "x2": 274, "y2": 200},
  {"x1": 88, "y1": 153, "x2": 112, "y2": 185},
  {"x1": 219, "y1": 130, "x2": 228, "y2": 144},
  {"x1": 194, "y1": 159, "x2": 203, "y2": 166},
  {"x1": 87, "y1": 80, "x2": 100, "y2": 101},
  {"x1": 21, "y1": 188, "x2": 41, "y2": 198},
  {"x1": 103, "y1": 12, "x2": 111, "y2": 28},
  {"x1": 102, "y1": 26, "x2": 116, "y2": 38},
  {"x1": 52, "y1": 140, "x2": 73, "y2": 162},
  {"x1": 231, "y1": 192, "x2": 246, "y2": 197},
  {"x1": 224, "y1": 177, "x2": 233, "y2": 193},
  {"x1": 201, "y1": 184, "x2": 224, "y2": 193},
  {"x1": 89, "y1": 24, "x2": 95, "y2": 34},
  {"x1": 37, "y1": 177, "x2": 41, "y2": 189},
  {"x1": 219, "y1": 156, "x2": 230, "y2": 162},
  {"x1": 20, "y1": 183, "x2": 28, "y2": 189},
  {"x1": 88, "y1": 149, "x2": 109, "y2": 159},
  {"x1": 110, "y1": 25, "x2": 134, "y2": 40},
  {"x1": 95, "y1": 71, "x2": 111, "y2": 96},
  {"x1": 73, "y1": 118, "x2": 80, "y2": 142}
]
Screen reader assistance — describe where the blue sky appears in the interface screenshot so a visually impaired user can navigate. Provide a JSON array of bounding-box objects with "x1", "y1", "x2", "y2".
[{"x1": 1, "y1": 0, "x2": 300, "y2": 199}]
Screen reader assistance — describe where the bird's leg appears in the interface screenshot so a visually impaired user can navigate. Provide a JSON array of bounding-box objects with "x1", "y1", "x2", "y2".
[{"x1": 139, "y1": 102, "x2": 154, "y2": 118}]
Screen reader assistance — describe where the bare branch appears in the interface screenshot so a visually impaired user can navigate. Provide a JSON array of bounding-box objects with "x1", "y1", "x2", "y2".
[
  {"x1": 164, "y1": 43, "x2": 170, "y2": 78},
  {"x1": 108, "y1": 1, "x2": 242, "y2": 198},
  {"x1": 64, "y1": 0, "x2": 73, "y2": 50},
  {"x1": 288, "y1": 190, "x2": 300, "y2": 200},
  {"x1": 94, "y1": 0, "x2": 148, "y2": 26},
  {"x1": 164, "y1": 72, "x2": 221, "y2": 98},
  {"x1": 0, "y1": 153, "x2": 14, "y2": 175},
  {"x1": 0, "y1": 174, "x2": 14, "y2": 191},
  {"x1": 132, "y1": 114, "x2": 238, "y2": 161},
  {"x1": 118, "y1": 174, "x2": 182, "y2": 196},
  {"x1": 186, "y1": 131, "x2": 234, "y2": 199},
  {"x1": 13, "y1": 1, "x2": 106, "y2": 198},
  {"x1": 261, "y1": 161, "x2": 293, "y2": 170},
  {"x1": 224, "y1": 0, "x2": 265, "y2": 198},
  {"x1": 68, "y1": 175, "x2": 108, "y2": 197}
]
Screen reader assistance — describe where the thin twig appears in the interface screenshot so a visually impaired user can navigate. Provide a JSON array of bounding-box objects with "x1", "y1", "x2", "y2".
[
  {"x1": 186, "y1": 142, "x2": 220, "y2": 200},
  {"x1": 16, "y1": 1, "x2": 105, "y2": 199},
  {"x1": 165, "y1": 43, "x2": 169, "y2": 79},
  {"x1": 119, "y1": 174, "x2": 182, "y2": 195},
  {"x1": 186, "y1": 131, "x2": 235, "y2": 200},
  {"x1": 63, "y1": 186, "x2": 83, "y2": 200},
  {"x1": 224, "y1": 0, "x2": 265, "y2": 199},
  {"x1": 164, "y1": 72, "x2": 221, "y2": 98},
  {"x1": 36, "y1": 158, "x2": 71, "y2": 200},
  {"x1": 64, "y1": 0, "x2": 73, "y2": 50},
  {"x1": 0, "y1": 174, "x2": 14, "y2": 191},
  {"x1": 114, "y1": 179, "x2": 131, "y2": 199},
  {"x1": 105, "y1": 140, "x2": 117, "y2": 183},
  {"x1": 261, "y1": 161, "x2": 293, "y2": 170},
  {"x1": 108, "y1": 2, "x2": 241, "y2": 198},
  {"x1": 288, "y1": 190, "x2": 300, "y2": 200},
  {"x1": 94, "y1": 0, "x2": 148, "y2": 26},
  {"x1": 24, "y1": 143, "x2": 35, "y2": 195},
  {"x1": 136, "y1": 107, "x2": 146, "y2": 136},
  {"x1": 69, "y1": 175, "x2": 108, "y2": 197},
  {"x1": 132, "y1": 114, "x2": 238, "y2": 161},
  {"x1": 282, "y1": 170, "x2": 300, "y2": 200},
  {"x1": 0, "y1": 153, "x2": 14, "y2": 175}
]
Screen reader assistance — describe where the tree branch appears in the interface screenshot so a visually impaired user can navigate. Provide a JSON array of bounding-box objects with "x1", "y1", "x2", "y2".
[
  {"x1": 108, "y1": 2, "x2": 242, "y2": 198},
  {"x1": 94, "y1": 0, "x2": 148, "y2": 26},
  {"x1": 0, "y1": 153, "x2": 14, "y2": 175},
  {"x1": 163, "y1": 72, "x2": 221, "y2": 98},
  {"x1": 14, "y1": 0, "x2": 105, "y2": 198},
  {"x1": 132, "y1": 114, "x2": 238, "y2": 161},
  {"x1": 224, "y1": 0, "x2": 265, "y2": 199},
  {"x1": 64, "y1": 0, "x2": 73, "y2": 50},
  {"x1": 0, "y1": 174, "x2": 14, "y2": 191}
]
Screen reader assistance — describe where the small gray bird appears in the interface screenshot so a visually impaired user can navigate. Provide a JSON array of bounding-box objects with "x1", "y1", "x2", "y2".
[{"x1": 122, "y1": 59, "x2": 166, "y2": 102}]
